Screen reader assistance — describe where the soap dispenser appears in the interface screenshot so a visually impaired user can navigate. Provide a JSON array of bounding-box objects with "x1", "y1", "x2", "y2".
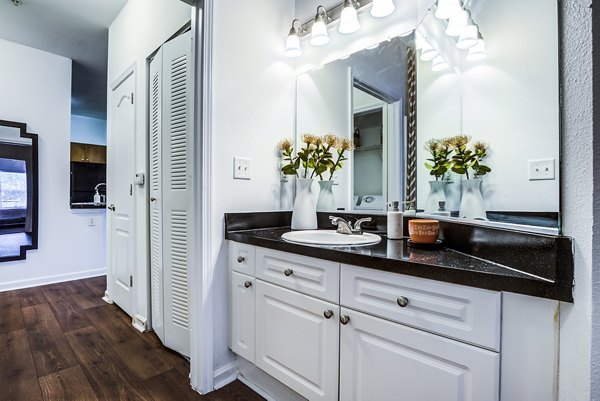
[
  {"x1": 93, "y1": 189, "x2": 101, "y2": 205},
  {"x1": 387, "y1": 201, "x2": 404, "y2": 240},
  {"x1": 432, "y1": 201, "x2": 451, "y2": 217},
  {"x1": 403, "y1": 200, "x2": 416, "y2": 217}
]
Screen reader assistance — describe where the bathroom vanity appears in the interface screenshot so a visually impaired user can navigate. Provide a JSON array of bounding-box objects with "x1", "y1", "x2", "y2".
[{"x1": 225, "y1": 212, "x2": 573, "y2": 401}]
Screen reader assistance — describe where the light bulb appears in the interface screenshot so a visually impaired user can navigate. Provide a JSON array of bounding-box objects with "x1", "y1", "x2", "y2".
[
  {"x1": 431, "y1": 55, "x2": 449, "y2": 71},
  {"x1": 435, "y1": 0, "x2": 462, "y2": 20},
  {"x1": 339, "y1": 0, "x2": 360, "y2": 34},
  {"x1": 457, "y1": 24, "x2": 479, "y2": 49},
  {"x1": 445, "y1": 9, "x2": 468, "y2": 37},
  {"x1": 310, "y1": 12, "x2": 329, "y2": 46},
  {"x1": 284, "y1": 21, "x2": 302, "y2": 57},
  {"x1": 371, "y1": 0, "x2": 395, "y2": 18},
  {"x1": 466, "y1": 37, "x2": 486, "y2": 61}
]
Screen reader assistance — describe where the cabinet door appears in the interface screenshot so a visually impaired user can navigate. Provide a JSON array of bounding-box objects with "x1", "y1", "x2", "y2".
[
  {"x1": 85, "y1": 144, "x2": 107, "y2": 164},
  {"x1": 256, "y1": 280, "x2": 339, "y2": 401},
  {"x1": 230, "y1": 272, "x2": 255, "y2": 363},
  {"x1": 71, "y1": 142, "x2": 86, "y2": 162},
  {"x1": 340, "y1": 308, "x2": 499, "y2": 401}
]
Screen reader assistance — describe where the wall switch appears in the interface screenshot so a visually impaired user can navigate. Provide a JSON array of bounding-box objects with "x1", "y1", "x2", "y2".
[
  {"x1": 233, "y1": 157, "x2": 251, "y2": 180},
  {"x1": 529, "y1": 159, "x2": 555, "y2": 180}
]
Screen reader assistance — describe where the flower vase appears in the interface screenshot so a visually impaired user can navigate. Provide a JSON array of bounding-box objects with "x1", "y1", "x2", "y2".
[
  {"x1": 424, "y1": 180, "x2": 448, "y2": 214},
  {"x1": 316, "y1": 180, "x2": 336, "y2": 211},
  {"x1": 459, "y1": 178, "x2": 487, "y2": 220},
  {"x1": 291, "y1": 178, "x2": 318, "y2": 230}
]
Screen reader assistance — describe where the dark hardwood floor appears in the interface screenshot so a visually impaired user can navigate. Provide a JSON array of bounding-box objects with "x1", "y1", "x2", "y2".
[{"x1": 0, "y1": 276, "x2": 264, "y2": 401}]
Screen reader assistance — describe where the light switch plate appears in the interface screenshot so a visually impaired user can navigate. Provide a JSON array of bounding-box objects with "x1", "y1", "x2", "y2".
[
  {"x1": 234, "y1": 157, "x2": 251, "y2": 180},
  {"x1": 529, "y1": 159, "x2": 555, "y2": 180}
]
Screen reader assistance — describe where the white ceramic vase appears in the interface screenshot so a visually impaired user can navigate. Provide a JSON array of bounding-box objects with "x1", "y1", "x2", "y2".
[
  {"x1": 316, "y1": 180, "x2": 336, "y2": 211},
  {"x1": 459, "y1": 178, "x2": 487, "y2": 220},
  {"x1": 424, "y1": 180, "x2": 448, "y2": 214},
  {"x1": 291, "y1": 178, "x2": 318, "y2": 230}
]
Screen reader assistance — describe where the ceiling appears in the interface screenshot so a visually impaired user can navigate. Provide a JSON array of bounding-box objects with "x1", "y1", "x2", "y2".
[{"x1": 0, "y1": 0, "x2": 128, "y2": 119}]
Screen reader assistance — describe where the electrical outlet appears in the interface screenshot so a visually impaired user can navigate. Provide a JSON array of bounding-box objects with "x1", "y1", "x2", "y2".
[
  {"x1": 233, "y1": 157, "x2": 251, "y2": 180},
  {"x1": 529, "y1": 159, "x2": 555, "y2": 180}
]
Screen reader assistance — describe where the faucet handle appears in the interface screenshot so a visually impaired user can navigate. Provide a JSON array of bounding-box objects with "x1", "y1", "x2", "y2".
[
  {"x1": 329, "y1": 216, "x2": 353, "y2": 235},
  {"x1": 353, "y1": 217, "x2": 372, "y2": 234}
]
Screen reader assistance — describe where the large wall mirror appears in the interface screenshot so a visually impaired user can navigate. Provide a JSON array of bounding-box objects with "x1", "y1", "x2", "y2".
[
  {"x1": 0, "y1": 120, "x2": 38, "y2": 261},
  {"x1": 295, "y1": 0, "x2": 560, "y2": 234}
]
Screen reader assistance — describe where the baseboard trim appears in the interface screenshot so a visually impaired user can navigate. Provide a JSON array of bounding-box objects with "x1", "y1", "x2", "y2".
[
  {"x1": 213, "y1": 360, "x2": 238, "y2": 390},
  {"x1": 0, "y1": 268, "x2": 106, "y2": 292}
]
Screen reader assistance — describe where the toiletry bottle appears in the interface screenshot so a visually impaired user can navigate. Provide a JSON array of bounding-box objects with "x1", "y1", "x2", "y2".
[
  {"x1": 387, "y1": 201, "x2": 404, "y2": 240},
  {"x1": 432, "y1": 201, "x2": 451, "y2": 217},
  {"x1": 93, "y1": 190, "x2": 101, "y2": 205},
  {"x1": 403, "y1": 200, "x2": 416, "y2": 217}
]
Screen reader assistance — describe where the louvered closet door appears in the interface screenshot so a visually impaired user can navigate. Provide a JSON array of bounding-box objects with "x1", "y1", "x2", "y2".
[
  {"x1": 162, "y1": 31, "x2": 192, "y2": 357},
  {"x1": 149, "y1": 48, "x2": 165, "y2": 343}
]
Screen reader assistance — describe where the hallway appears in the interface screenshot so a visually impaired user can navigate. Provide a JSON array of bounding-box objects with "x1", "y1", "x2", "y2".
[{"x1": 0, "y1": 276, "x2": 264, "y2": 401}]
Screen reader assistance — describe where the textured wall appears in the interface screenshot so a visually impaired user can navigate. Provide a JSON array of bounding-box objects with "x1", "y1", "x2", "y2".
[{"x1": 559, "y1": 0, "x2": 594, "y2": 399}]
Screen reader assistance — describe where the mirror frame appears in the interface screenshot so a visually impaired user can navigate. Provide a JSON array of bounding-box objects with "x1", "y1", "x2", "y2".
[{"x1": 0, "y1": 119, "x2": 39, "y2": 262}]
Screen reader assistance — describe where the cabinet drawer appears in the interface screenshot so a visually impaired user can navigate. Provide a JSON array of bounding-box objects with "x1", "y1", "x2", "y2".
[
  {"x1": 256, "y1": 247, "x2": 339, "y2": 303},
  {"x1": 229, "y1": 242, "x2": 256, "y2": 276},
  {"x1": 341, "y1": 264, "x2": 501, "y2": 351},
  {"x1": 230, "y1": 272, "x2": 255, "y2": 363}
]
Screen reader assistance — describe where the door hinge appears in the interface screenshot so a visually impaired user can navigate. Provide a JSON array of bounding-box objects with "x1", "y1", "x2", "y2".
[
  {"x1": 130, "y1": 275, "x2": 133, "y2": 287},
  {"x1": 131, "y1": 93, "x2": 134, "y2": 104}
]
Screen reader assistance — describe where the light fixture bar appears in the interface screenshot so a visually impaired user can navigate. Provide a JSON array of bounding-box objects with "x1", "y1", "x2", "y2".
[{"x1": 295, "y1": 0, "x2": 377, "y2": 38}]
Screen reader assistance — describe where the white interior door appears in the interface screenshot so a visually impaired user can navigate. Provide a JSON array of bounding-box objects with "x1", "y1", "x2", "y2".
[
  {"x1": 162, "y1": 31, "x2": 192, "y2": 357},
  {"x1": 149, "y1": 49, "x2": 164, "y2": 342},
  {"x1": 108, "y1": 69, "x2": 135, "y2": 316}
]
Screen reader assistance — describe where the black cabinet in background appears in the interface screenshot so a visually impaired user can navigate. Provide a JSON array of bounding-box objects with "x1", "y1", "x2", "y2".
[{"x1": 70, "y1": 162, "x2": 106, "y2": 205}]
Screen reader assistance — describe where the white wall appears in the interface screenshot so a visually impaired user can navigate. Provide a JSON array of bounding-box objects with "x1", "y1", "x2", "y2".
[
  {"x1": 558, "y1": 0, "x2": 594, "y2": 399},
  {"x1": 416, "y1": 0, "x2": 560, "y2": 213},
  {"x1": 0, "y1": 39, "x2": 106, "y2": 291},
  {"x1": 207, "y1": 0, "x2": 296, "y2": 378},
  {"x1": 107, "y1": 0, "x2": 191, "y2": 323},
  {"x1": 71, "y1": 114, "x2": 107, "y2": 145}
]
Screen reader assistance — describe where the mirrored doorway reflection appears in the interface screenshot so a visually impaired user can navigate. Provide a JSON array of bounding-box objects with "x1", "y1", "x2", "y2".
[{"x1": 0, "y1": 120, "x2": 38, "y2": 261}]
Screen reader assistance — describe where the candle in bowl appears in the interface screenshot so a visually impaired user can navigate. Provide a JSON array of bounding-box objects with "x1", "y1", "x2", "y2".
[{"x1": 408, "y1": 220, "x2": 440, "y2": 244}]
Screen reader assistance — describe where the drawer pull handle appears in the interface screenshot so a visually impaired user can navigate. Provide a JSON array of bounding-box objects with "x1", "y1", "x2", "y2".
[
  {"x1": 284, "y1": 268, "x2": 294, "y2": 276},
  {"x1": 397, "y1": 296, "x2": 409, "y2": 308},
  {"x1": 237, "y1": 256, "x2": 245, "y2": 263},
  {"x1": 244, "y1": 281, "x2": 252, "y2": 288},
  {"x1": 323, "y1": 310, "x2": 334, "y2": 319},
  {"x1": 340, "y1": 315, "x2": 350, "y2": 325}
]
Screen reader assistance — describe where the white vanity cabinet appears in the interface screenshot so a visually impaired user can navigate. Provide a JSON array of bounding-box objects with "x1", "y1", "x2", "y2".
[{"x1": 228, "y1": 242, "x2": 555, "y2": 401}]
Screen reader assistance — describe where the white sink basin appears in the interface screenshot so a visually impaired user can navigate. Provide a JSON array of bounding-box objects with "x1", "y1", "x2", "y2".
[{"x1": 281, "y1": 230, "x2": 381, "y2": 246}]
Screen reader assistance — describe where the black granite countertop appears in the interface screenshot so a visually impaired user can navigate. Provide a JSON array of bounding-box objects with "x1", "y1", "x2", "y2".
[
  {"x1": 70, "y1": 203, "x2": 106, "y2": 209},
  {"x1": 225, "y1": 212, "x2": 574, "y2": 302}
]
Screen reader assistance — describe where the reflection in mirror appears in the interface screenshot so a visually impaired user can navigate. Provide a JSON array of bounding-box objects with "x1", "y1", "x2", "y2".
[
  {"x1": 296, "y1": 34, "x2": 414, "y2": 212},
  {"x1": 0, "y1": 120, "x2": 38, "y2": 261},
  {"x1": 415, "y1": 0, "x2": 560, "y2": 232}
]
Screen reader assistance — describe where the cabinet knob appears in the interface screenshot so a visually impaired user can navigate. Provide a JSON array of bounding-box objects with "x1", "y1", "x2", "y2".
[
  {"x1": 244, "y1": 281, "x2": 252, "y2": 288},
  {"x1": 284, "y1": 268, "x2": 293, "y2": 276},
  {"x1": 340, "y1": 315, "x2": 350, "y2": 325},
  {"x1": 323, "y1": 310, "x2": 334, "y2": 319},
  {"x1": 237, "y1": 256, "x2": 245, "y2": 263},
  {"x1": 397, "y1": 296, "x2": 409, "y2": 308}
]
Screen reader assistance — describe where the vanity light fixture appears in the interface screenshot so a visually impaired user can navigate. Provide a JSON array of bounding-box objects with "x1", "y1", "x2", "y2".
[
  {"x1": 435, "y1": 0, "x2": 462, "y2": 20},
  {"x1": 310, "y1": 6, "x2": 331, "y2": 46},
  {"x1": 285, "y1": 19, "x2": 304, "y2": 57},
  {"x1": 431, "y1": 55, "x2": 449, "y2": 71},
  {"x1": 456, "y1": 24, "x2": 479, "y2": 49},
  {"x1": 466, "y1": 34, "x2": 487, "y2": 61},
  {"x1": 445, "y1": 9, "x2": 470, "y2": 37},
  {"x1": 371, "y1": 0, "x2": 395, "y2": 18},
  {"x1": 339, "y1": 0, "x2": 361, "y2": 34}
]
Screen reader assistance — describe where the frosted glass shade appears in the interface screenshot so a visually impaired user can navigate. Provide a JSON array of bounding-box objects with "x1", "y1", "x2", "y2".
[
  {"x1": 339, "y1": 4, "x2": 360, "y2": 34},
  {"x1": 431, "y1": 55, "x2": 449, "y2": 71},
  {"x1": 466, "y1": 39, "x2": 487, "y2": 61},
  {"x1": 420, "y1": 44, "x2": 438, "y2": 61},
  {"x1": 435, "y1": 0, "x2": 462, "y2": 19},
  {"x1": 285, "y1": 33, "x2": 302, "y2": 57},
  {"x1": 371, "y1": 0, "x2": 395, "y2": 17},
  {"x1": 457, "y1": 24, "x2": 479, "y2": 49},
  {"x1": 445, "y1": 10, "x2": 469, "y2": 37},
  {"x1": 310, "y1": 18, "x2": 329, "y2": 46}
]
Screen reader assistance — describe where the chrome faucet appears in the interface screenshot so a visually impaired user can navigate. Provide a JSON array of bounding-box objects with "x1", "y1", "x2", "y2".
[{"x1": 329, "y1": 216, "x2": 372, "y2": 235}]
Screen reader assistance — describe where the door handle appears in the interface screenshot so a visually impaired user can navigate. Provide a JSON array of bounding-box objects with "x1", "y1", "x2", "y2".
[
  {"x1": 150, "y1": 197, "x2": 157, "y2": 202},
  {"x1": 108, "y1": 204, "x2": 116, "y2": 211}
]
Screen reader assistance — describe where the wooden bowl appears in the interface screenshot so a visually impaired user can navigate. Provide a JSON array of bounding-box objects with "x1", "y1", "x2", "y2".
[{"x1": 408, "y1": 219, "x2": 440, "y2": 244}]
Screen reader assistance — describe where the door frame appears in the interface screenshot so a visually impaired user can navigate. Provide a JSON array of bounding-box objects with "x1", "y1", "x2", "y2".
[{"x1": 106, "y1": 63, "x2": 137, "y2": 315}]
